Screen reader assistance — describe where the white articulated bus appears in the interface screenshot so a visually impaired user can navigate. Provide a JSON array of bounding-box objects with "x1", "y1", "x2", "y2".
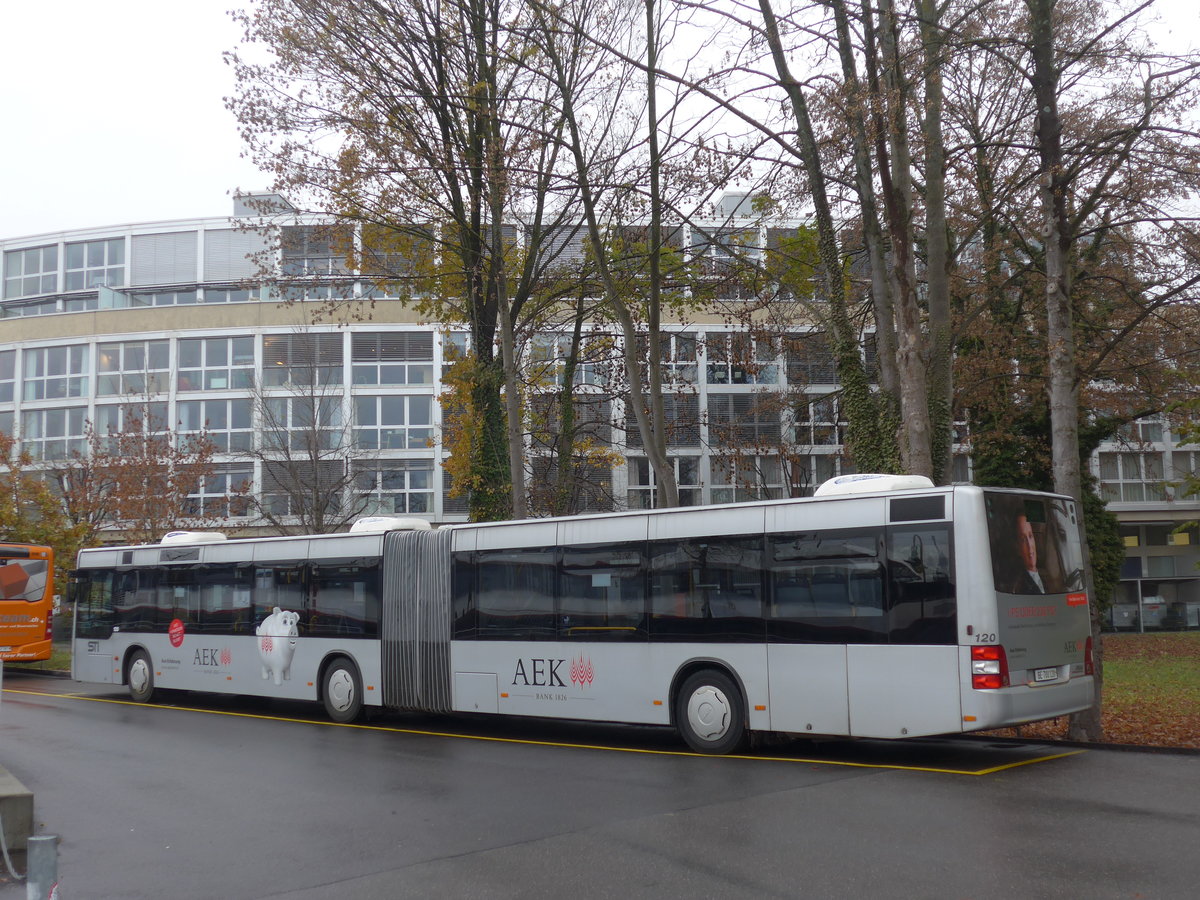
[{"x1": 71, "y1": 476, "x2": 1095, "y2": 754}]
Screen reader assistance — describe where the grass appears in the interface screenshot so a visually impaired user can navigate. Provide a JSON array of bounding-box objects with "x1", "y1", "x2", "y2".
[{"x1": 3, "y1": 644, "x2": 72, "y2": 673}]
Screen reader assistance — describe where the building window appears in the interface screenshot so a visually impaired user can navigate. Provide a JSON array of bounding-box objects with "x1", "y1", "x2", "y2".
[
  {"x1": 1099, "y1": 451, "x2": 1166, "y2": 502},
  {"x1": 354, "y1": 395, "x2": 433, "y2": 450},
  {"x1": 280, "y1": 225, "x2": 352, "y2": 276},
  {"x1": 706, "y1": 332, "x2": 778, "y2": 385},
  {"x1": 0, "y1": 350, "x2": 14, "y2": 403},
  {"x1": 441, "y1": 332, "x2": 472, "y2": 379},
  {"x1": 20, "y1": 407, "x2": 87, "y2": 460},
  {"x1": 355, "y1": 460, "x2": 435, "y2": 515},
  {"x1": 96, "y1": 340, "x2": 170, "y2": 396},
  {"x1": 442, "y1": 468, "x2": 469, "y2": 516},
  {"x1": 263, "y1": 396, "x2": 345, "y2": 452},
  {"x1": 625, "y1": 394, "x2": 700, "y2": 448},
  {"x1": 692, "y1": 227, "x2": 760, "y2": 298},
  {"x1": 1118, "y1": 418, "x2": 1165, "y2": 443},
  {"x1": 93, "y1": 402, "x2": 170, "y2": 453},
  {"x1": 785, "y1": 332, "x2": 837, "y2": 385},
  {"x1": 529, "y1": 394, "x2": 612, "y2": 452},
  {"x1": 185, "y1": 464, "x2": 253, "y2": 517},
  {"x1": 351, "y1": 332, "x2": 434, "y2": 386},
  {"x1": 128, "y1": 289, "x2": 197, "y2": 306},
  {"x1": 5, "y1": 298, "x2": 60, "y2": 316},
  {"x1": 1169, "y1": 451, "x2": 1200, "y2": 500},
  {"x1": 4, "y1": 246, "x2": 58, "y2": 298},
  {"x1": 788, "y1": 454, "x2": 842, "y2": 497},
  {"x1": 710, "y1": 454, "x2": 786, "y2": 503},
  {"x1": 65, "y1": 238, "x2": 124, "y2": 291},
  {"x1": 22, "y1": 345, "x2": 88, "y2": 401},
  {"x1": 177, "y1": 398, "x2": 253, "y2": 452},
  {"x1": 262, "y1": 460, "x2": 345, "y2": 518},
  {"x1": 708, "y1": 393, "x2": 782, "y2": 444},
  {"x1": 794, "y1": 394, "x2": 843, "y2": 446},
  {"x1": 62, "y1": 294, "x2": 98, "y2": 312},
  {"x1": 628, "y1": 456, "x2": 701, "y2": 508},
  {"x1": 262, "y1": 333, "x2": 343, "y2": 386},
  {"x1": 359, "y1": 224, "x2": 435, "y2": 298},
  {"x1": 528, "y1": 456, "x2": 615, "y2": 514},
  {"x1": 530, "y1": 332, "x2": 615, "y2": 388},
  {"x1": 178, "y1": 336, "x2": 254, "y2": 392},
  {"x1": 634, "y1": 332, "x2": 695, "y2": 385},
  {"x1": 202, "y1": 287, "x2": 260, "y2": 304}
]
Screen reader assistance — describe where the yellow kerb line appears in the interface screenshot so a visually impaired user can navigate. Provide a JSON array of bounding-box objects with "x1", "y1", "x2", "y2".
[{"x1": 2, "y1": 687, "x2": 1087, "y2": 775}]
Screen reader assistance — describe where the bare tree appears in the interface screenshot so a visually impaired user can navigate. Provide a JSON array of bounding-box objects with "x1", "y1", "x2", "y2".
[
  {"x1": 51, "y1": 401, "x2": 219, "y2": 546},
  {"x1": 240, "y1": 331, "x2": 367, "y2": 533}
]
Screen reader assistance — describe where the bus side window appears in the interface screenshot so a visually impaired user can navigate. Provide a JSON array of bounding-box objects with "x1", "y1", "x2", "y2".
[
  {"x1": 451, "y1": 553, "x2": 477, "y2": 639},
  {"x1": 254, "y1": 564, "x2": 307, "y2": 630},
  {"x1": 766, "y1": 530, "x2": 886, "y2": 644},
  {"x1": 558, "y1": 544, "x2": 646, "y2": 640},
  {"x1": 648, "y1": 537, "x2": 763, "y2": 641},
  {"x1": 73, "y1": 571, "x2": 116, "y2": 639},
  {"x1": 887, "y1": 525, "x2": 955, "y2": 644},
  {"x1": 475, "y1": 547, "x2": 556, "y2": 640},
  {"x1": 310, "y1": 558, "x2": 381, "y2": 637},
  {"x1": 114, "y1": 569, "x2": 158, "y2": 632}
]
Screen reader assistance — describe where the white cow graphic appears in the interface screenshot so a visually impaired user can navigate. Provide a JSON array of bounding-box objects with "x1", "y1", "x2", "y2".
[{"x1": 256, "y1": 607, "x2": 300, "y2": 686}]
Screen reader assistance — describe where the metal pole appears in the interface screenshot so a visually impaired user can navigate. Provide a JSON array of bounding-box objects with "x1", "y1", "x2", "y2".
[{"x1": 25, "y1": 834, "x2": 58, "y2": 900}]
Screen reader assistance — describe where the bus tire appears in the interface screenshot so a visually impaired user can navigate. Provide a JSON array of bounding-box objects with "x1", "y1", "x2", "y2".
[
  {"x1": 127, "y1": 650, "x2": 156, "y2": 703},
  {"x1": 322, "y1": 659, "x2": 363, "y2": 723},
  {"x1": 675, "y1": 669, "x2": 747, "y2": 755}
]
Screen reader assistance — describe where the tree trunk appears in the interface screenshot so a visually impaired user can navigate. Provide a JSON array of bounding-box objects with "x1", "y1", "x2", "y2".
[
  {"x1": 916, "y1": 0, "x2": 954, "y2": 484},
  {"x1": 876, "y1": 0, "x2": 933, "y2": 479},
  {"x1": 1027, "y1": 0, "x2": 1101, "y2": 741},
  {"x1": 758, "y1": 0, "x2": 899, "y2": 474},
  {"x1": 642, "y1": 0, "x2": 679, "y2": 508},
  {"x1": 827, "y1": 0, "x2": 901, "y2": 411}
]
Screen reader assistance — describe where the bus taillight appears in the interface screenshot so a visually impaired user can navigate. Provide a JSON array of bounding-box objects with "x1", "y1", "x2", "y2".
[
  {"x1": 44, "y1": 607, "x2": 53, "y2": 642},
  {"x1": 1084, "y1": 636, "x2": 1094, "y2": 676},
  {"x1": 971, "y1": 645, "x2": 1009, "y2": 690}
]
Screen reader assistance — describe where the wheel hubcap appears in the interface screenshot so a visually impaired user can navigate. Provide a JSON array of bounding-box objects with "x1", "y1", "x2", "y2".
[
  {"x1": 130, "y1": 660, "x2": 149, "y2": 694},
  {"x1": 328, "y1": 669, "x2": 355, "y2": 712},
  {"x1": 686, "y1": 685, "x2": 731, "y2": 742}
]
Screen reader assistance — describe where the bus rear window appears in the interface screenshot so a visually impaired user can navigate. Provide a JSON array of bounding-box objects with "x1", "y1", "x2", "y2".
[
  {"x1": 0, "y1": 559, "x2": 49, "y2": 602},
  {"x1": 986, "y1": 492, "x2": 1085, "y2": 595}
]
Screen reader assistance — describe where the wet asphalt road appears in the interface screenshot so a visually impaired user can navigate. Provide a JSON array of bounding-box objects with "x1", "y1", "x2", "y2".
[{"x1": 2, "y1": 670, "x2": 1198, "y2": 900}]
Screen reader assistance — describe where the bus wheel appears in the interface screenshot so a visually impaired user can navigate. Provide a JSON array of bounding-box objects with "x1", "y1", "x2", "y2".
[
  {"x1": 676, "y1": 670, "x2": 747, "y2": 755},
  {"x1": 322, "y1": 660, "x2": 363, "y2": 723},
  {"x1": 128, "y1": 650, "x2": 156, "y2": 703}
]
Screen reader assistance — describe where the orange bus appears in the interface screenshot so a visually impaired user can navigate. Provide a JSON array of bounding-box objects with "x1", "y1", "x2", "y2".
[{"x1": 0, "y1": 543, "x2": 55, "y2": 662}]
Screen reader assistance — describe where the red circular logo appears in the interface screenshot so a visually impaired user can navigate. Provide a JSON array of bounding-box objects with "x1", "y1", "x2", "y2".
[{"x1": 168, "y1": 618, "x2": 186, "y2": 648}]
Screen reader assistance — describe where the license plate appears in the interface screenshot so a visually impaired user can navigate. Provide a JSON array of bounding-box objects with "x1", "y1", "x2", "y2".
[{"x1": 1033, "y1": 667, "x2": 1058, "y2": 683}]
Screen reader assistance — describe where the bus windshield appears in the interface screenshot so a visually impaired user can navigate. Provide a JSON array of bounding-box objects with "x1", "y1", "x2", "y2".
[{"x1": 986, "y1": 492, "x2": 1085, "y2": 596}]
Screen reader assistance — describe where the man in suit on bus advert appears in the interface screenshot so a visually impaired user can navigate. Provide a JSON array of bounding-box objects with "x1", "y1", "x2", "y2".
[{"x1": 1009, "y1": 514, "x2": 1046, "y2": 594}]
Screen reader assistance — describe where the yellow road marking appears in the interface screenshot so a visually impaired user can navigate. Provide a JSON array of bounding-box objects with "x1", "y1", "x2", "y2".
[{"x1": 2, "y1": 687, "x2": 1086, "y2": 775}]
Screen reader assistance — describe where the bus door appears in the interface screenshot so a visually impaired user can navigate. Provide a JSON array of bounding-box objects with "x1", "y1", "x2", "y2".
[
  {"x1": 765, "y1": 533, "x2": 876, "y2": 736},
  {"x1": 70, "y1": 570, "x2": 119, "y2": 684},
  {"x1": 846, "y1": 506, "x2": 961, "y2": 739}
]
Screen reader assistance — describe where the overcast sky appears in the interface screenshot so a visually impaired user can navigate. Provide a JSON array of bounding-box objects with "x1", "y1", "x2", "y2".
[
  {"x1": 0, "y1": 0, "x2": 263, "y2": 240},
  {"x1": 1, "y1": 0, "x2": 1197, "y2": 242}
]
